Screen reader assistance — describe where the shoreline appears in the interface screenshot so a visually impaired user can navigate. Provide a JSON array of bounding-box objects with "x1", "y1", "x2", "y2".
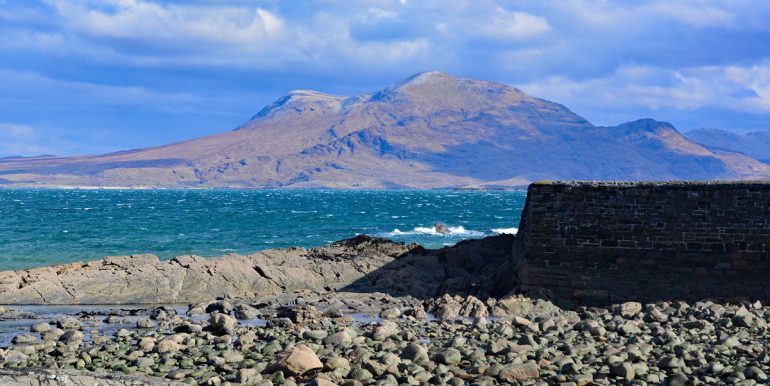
[
  {"x1": 2, "y1": 284, "x2": 769, "y2": 385},
  {"x1": 1, "y1": 235, "x2": 770, "y2": 385},
  {"x1": 0, "y1": 185, "x2": 528, "y2": 191},
  {"x1": 0, "y1": 235, "x2": 517, "y2": 306}
]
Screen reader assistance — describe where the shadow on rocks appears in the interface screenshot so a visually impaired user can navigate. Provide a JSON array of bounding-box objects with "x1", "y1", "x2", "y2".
[{"x1": 340, "y1": 234, "x2": 517, "y2": 300}]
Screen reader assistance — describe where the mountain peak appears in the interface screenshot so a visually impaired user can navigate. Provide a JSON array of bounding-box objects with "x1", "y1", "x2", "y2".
[
  {"x1": 615, "y1": 118, "x2": 676, "y2": 133},
  {"x1": 285, "y1": 89, "x2": 343, "y2": 100},
  {"x1": 249, "y1": 90, "x2": 344, "y2": 121},
  {"x1": 395, "y1": 71, "x2": 456, "y2": 88},
  {"x1": 367, "y1": 71, "x2": 532, "y2": 107}
]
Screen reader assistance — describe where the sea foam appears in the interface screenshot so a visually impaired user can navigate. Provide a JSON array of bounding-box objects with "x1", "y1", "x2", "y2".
[{"x1": 383, "y1": 225, "x2": 486, "y2": 237}]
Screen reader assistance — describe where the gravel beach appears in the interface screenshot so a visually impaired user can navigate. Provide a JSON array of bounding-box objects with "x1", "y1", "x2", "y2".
[{"x1": 2, "y1": 291, "x2": 770, "y2": 386}]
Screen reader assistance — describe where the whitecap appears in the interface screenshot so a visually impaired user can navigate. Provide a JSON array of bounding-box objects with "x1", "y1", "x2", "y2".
[
  {"x1": 492, "y1": 227, "x2": 518, "y2": 235},
  {"x1": 379, "y1": 225, "x2": 485, "y2": 237}
]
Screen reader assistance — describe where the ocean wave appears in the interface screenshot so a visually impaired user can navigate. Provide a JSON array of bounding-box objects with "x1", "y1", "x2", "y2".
[
  {"x1": 380, "y1": 225, "x2": 486, "y2": 237},
  {"x1": 491, "y1": 227, "x2": 518, "y2": 234}
]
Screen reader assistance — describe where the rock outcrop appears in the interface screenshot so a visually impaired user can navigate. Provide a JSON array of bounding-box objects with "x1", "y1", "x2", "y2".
[{"x1": 0, "y1": 235, "x2": 514, "y2": 305}]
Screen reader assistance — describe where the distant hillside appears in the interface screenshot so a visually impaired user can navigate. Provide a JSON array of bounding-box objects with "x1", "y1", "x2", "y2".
[
  {"x1": 1, "y1": 71, "x2": 769, "y2": 188},
  {"x1": 687, "y1": 128, "x2": 770, "y2": 163}
]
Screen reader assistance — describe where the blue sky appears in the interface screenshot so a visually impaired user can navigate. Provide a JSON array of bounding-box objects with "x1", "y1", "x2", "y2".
[{"x1": 1, "y1": 0, "x2": 769, "y2": 156}]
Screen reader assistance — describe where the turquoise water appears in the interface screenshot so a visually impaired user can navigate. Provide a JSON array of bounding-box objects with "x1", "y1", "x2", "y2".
[{"x1": 0, "y1": 189, "x2": 525, "y2": 271}]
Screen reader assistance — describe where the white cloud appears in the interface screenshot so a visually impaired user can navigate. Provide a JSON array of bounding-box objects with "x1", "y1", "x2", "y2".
[
  {"x1": 521, "y1": 63, "x2": 770, "y2": 120},
  {"x1": 44, "y1": 0, "x2": 284, "y2": 47},
  {"x1": 0, "y1": 0, "x2": 769, "y2": 150},
  {"x1": 0, "y1": 69, "x2": 252, "y2": 119},
  {"x1": 652, "y1": 2, "x2": 735, "y2": 28},
  {"x1": 0, "y1": 123, "x2": 54, "y2": 156},
  {"x1": 483, "y1": 8, "x2": 551, "y2": 39},
  {"x1": 0, "y1": 123, "x2": 36, "y2": 140},
  {"x1": 549, "y1": 0, "x2": 740, "y2": 29}
]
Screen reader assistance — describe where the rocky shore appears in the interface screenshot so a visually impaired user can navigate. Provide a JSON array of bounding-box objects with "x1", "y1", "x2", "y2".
[
  {"x1": 2, "y1": 236, "x2": 770, "y2": 385},
  {"x1": 0, "y1": 235, "x2": 515, "y2": 305},
  {"x1": 2, "y1": 293, "x2": 770, "y2": 385}
]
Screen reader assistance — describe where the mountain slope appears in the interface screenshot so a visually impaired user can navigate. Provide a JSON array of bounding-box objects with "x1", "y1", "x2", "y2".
[
  {"x1": 1, "y1": 71, "x2": 769, "y2": 188},
  {"x1": 687, "y1": 128, "x2": 770, "y2": 163}
]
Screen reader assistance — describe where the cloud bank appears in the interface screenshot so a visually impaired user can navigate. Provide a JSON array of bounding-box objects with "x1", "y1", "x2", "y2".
[{"x1": 0, "y1": 0, "x2": 769, "y2": 155}]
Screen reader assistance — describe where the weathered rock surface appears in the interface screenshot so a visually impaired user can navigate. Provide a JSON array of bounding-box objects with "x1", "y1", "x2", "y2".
[
  {"x1": 264, "y1": 344, "x2": 323, "y2": 376},
  {"x1": 0, "y1": 235, "x2": 514, "y2": 305}
]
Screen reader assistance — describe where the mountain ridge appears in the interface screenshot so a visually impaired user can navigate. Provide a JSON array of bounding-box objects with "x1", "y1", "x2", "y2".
[
  {"x1": 1, "y1": 71, "x2": 769, "y2": 188},
  {"x1": 686, "y1": 128, "x2": 770, "y2": 163}
]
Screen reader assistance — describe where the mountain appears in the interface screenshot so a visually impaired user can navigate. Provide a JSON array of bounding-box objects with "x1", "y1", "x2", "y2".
[
  {"x1": 1, "y1": 71, "x2": 769, "y2": 188},
  {"x1": 687, "y1": 128, "x2": 770, "y2": 163}
]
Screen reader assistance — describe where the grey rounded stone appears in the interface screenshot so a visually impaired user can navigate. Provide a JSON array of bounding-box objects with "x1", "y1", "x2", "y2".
[
  {"x1": 136, "y1": 317, "x2": 156, "y2": 329},
  {"x1": 31, "y1": 323, "x2": 51, "y2": 333},
  {"x1": 436, "y1": 348, "x2": 462, "y2": 365},
  {"x1": 59, "y1": 330, "x2": 84, "y2": 344}
]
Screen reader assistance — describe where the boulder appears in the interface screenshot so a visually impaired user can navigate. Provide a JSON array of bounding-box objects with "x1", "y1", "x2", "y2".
[
  {"x1": 379, "y1": 308, "x2": 401, "y2": 319},
  {"x1": 56, "y1": 317, "x2": 81, "y2": 330},
  {"x1": 58, "y1": 330, "x2": 84, "y2": 345},
  {"x1": 210, "y1": 312, "x2": 236, "y2": 335},
  {"x1": 401, "y1": 343, "x2": 429, "y2": 363},
  {"x1": 234, "y1": 304, "x2": 260, "y2": 320},
  {"x1": 150, "y1": 306, "x2": 174, "y2": 320},
  {"x1": 278, "y1": 305, "x2": 321, "y2": 324},
  {"x1": 498, "y1": 363, "x2": 539, "y2": 383},
  {"x1": 615, "y1": 302, "x2": 642, "y2": 318},
  {"x1": 372, "y1": 320, "x2": 398, "y2": 341},
  {"x1": 264, "y1": 344, "x2": 323, "y2": 376},
  {"x1": 136, "y1": 317, "x2": 156, "y2": 329},
  {"x1": 434, "y1": 223, "x2": 451, "y2": 234},
  {"x1": 206, "y1": 300, "x2": 233, "y2": 314},
  {"x1": 31, "y1": 323, "x2": 51, "y2": 333},
  {"x1": 324, "y1": 331, "x2": 353, "y2": 347}
]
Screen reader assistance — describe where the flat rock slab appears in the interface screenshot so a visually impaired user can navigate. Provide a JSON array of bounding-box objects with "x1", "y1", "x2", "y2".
[
  {"x1": 0, "y1": 234, "x2": 514, "y2": 305},
  {"x1": 0, "y1": 236, "x2": 411, "y2": 305}
]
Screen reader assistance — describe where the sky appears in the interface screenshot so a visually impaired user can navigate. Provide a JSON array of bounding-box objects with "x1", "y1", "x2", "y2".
[{"x1": 1, "y1": 0, "x2": 770, "y2": 157}]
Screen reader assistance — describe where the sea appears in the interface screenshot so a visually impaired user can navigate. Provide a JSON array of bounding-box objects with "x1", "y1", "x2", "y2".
[{"x1": 0, "y1": 189, "x2": 526, "y2": 271}]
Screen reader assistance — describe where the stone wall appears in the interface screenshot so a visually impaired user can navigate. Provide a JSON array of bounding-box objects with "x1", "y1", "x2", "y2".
[{"x1": 513, "y1": 181, "x2": 770, "y2": 305}]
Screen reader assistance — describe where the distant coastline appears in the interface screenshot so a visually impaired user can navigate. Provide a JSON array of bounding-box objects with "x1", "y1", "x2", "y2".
[{"x1": 0, "y1": 185, "x2": 528, "y2": 191}]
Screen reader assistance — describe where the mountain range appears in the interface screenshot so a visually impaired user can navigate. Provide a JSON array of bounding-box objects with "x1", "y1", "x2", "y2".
[
  {"x1": 686, "y1": 128, "x2": 770, "y2": 164},
  {"x1": 1, "y1": 71, "x2": 769, "y2": 188}
]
